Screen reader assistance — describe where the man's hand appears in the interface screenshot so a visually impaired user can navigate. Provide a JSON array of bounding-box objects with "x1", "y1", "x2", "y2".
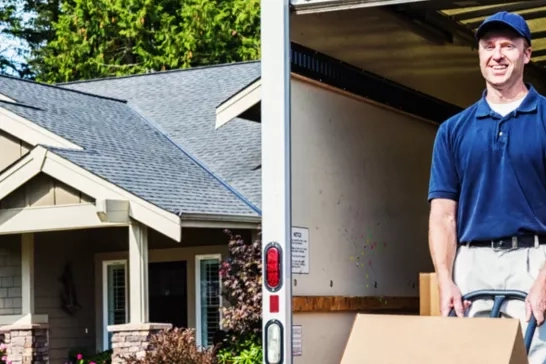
[
  {"x1": 439, "y1": 277, "x2": 471, "y2": 317},
  {"x1": 526, "y1": 272, "x2": 546, "y2": 326}
]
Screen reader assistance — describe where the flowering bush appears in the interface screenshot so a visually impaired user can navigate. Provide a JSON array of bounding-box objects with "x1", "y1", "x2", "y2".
[
  {"x1": 66, "y1": 349, "x2": 111, "y2": 364},
  {"x1": 0, "y1": 342, "x2": 10, "y2": 364},
  {"x1": 215, "y1": 230, "x2": 263, "y2": 363},
  {"x1": 219, "y1": 230, "x2": 262, "y2": 337}
]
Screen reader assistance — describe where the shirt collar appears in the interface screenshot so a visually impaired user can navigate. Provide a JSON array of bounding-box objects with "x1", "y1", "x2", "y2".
[{"x1": 475, "y1": 83, "x2": 539, "y2": 119}]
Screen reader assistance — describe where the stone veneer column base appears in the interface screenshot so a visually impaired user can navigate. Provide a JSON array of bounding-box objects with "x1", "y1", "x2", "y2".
[
  {"x1": 0, "y1": 324, "x2": 48, "y2": 364},
  {"x1": 108, "y1": 323, "x2": 172, "y2": 363}
]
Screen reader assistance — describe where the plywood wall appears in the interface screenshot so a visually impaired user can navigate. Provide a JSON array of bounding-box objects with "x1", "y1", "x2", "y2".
[
  {"x1": 290, "y1": 77, "x2": 436, "y2": 299},
  {"x1": 290, "y1": 78, "x2": 440, "y2": 364}
]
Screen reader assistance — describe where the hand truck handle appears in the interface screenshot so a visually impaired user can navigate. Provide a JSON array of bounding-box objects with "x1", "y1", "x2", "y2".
[{"x1": 447, "y1": 289, "x2": 537, "y2": 354}]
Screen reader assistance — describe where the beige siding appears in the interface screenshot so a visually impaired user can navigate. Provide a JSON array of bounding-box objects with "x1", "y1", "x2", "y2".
[
  {"x1": 92, "y1": 227, "x2": 238, "y2": 351},
  {"x1": 27, "y1": 227, "x2": 237, "y2": 360},
  {"x1": 0, "y1": 234, "x2": 22, "y2": 315},
  {"x1": 35, "y1": 230, "x2": 101, "y2": 363},
  {"x1": 0, "y1": 130, "x2": 31, "y2": 173},
  {"x1": 0, "y1": 173, "x2": 94, "y2": 209}
]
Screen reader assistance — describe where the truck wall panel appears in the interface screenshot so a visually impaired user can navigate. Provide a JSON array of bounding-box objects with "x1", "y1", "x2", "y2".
[
  {"x1": 290, "y1": 76, "x2": 443, "y2": 363},
  {"x1": 291, "y1": 77, "x2": 437, "y2": 298}
]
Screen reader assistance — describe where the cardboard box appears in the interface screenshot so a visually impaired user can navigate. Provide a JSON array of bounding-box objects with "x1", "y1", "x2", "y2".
[
  {"x1": 340, "y1": 314, "x2": 528, "y2": 364},
  {"x1": 420, "y1": 272, "x2": 441, "y2": 316}
]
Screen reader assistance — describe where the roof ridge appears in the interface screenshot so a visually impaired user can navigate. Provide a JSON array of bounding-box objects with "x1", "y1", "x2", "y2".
[
  {"x1": 125, "y1": 102, "x2": 262, "y2": 216},
  {"x1": 56, "y1": 60, "x2": 261, "y2": 86},
  {"x1": 0, "y1": 74, "x2": 128, "y2": 103}
]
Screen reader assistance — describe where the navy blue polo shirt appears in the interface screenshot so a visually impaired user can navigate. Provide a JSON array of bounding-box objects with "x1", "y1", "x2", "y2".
[{"x1": 428, "y1": 84, "x2": 546, "y2": 243}]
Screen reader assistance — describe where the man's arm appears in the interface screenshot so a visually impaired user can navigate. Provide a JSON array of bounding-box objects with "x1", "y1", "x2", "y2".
[
  {"x1": 428, "y1": 198, "x2": 470, "y2": 316},
  {"x1": 428, "y1": 198, "x2": 458, "y2": 283},
  {"x1": 427, "y1": 123, "x2": 468, "y2": 316}
]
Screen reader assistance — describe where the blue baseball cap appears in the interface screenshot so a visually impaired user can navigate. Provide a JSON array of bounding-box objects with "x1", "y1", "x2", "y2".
[{"x1": 476, "y1": 11, "x2": 532, "y2": 45}]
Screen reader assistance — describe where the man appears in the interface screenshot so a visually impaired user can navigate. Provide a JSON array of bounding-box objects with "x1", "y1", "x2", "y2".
[{"x1": 428, "y1": 11, "x2": 546, "y2": 363}]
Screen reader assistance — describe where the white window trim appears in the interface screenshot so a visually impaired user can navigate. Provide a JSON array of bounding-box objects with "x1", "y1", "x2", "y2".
[
  {"x1": 102, "y1": 259, "x2": 128, "y2": 350},
  {"x1": 195, "y1": 254, "x2": 223, "y2": 348}
]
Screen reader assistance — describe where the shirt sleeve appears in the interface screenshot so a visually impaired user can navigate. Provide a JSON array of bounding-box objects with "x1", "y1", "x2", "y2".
[{"x1": 428, "y1": 123, "x2": 460, "y2": 202}]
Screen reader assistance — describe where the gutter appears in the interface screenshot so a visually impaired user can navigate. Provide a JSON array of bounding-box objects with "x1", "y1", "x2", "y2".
[{"x1": 180, "y1": 213, "x2": 261, "y2": 223}]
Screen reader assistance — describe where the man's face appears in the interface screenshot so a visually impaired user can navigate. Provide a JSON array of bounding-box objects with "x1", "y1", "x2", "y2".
[{"x1": 478, "y1": 27, "x2": 532, "y2": 89}]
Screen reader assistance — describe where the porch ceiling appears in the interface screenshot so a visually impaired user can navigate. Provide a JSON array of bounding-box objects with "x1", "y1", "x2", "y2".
[{"x1": 290, "y1": 0, "x2": 546, "y2": 109}]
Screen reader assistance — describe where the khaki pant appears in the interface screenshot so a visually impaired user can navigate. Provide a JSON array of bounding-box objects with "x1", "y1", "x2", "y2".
[{"x1": 454, "y1": 244, "x2": 546, "y2": 364}]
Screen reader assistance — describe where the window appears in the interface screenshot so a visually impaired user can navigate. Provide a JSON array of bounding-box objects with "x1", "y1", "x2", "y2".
[
  {"x1": 195, "y1": 254, "x2": 222, "y2": 347},
  {"x1": 102, "y1": 260, "x2": 128, "y2": 350}
]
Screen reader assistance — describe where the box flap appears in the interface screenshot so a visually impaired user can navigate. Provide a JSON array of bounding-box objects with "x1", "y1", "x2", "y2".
[{"x1": 340, "y1": 314, "x2": 528, "y2": 364}]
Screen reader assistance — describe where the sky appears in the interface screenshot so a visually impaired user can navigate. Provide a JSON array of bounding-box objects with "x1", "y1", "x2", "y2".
[{"x1": 0, "y1": 5, "x2": 33, "y2": 76}]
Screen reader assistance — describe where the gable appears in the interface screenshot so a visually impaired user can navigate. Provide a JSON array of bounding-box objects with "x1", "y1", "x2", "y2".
[
  {"x1": 0, "y1": 173, "x2": 94, "y2": 210},
  {"x1": 0, "y1": 129, "x2": 32, "y2": 172},
  {"x1": 0, "y1": 146, "x2": 182, "y2": 241}
]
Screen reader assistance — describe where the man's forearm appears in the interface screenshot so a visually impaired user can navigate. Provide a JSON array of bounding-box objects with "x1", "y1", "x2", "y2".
[{"x1": 429, "y1": 200, "x2": 458, "y2": 282}]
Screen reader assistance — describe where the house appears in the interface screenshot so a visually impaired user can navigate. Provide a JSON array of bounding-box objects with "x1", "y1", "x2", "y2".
[{"x1": 0, "y1": 61, "x2": 263, "y2": 363}]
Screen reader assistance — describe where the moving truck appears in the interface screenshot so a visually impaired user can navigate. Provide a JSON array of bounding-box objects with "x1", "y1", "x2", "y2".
[{"x1": 252, "y1": 0, "x2": 546, "y2": 363}]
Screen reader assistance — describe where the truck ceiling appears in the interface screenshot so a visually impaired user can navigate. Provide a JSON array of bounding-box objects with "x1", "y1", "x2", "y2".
[{"x1": 290, "y1": 0, "x2": 546, "y2": 108}]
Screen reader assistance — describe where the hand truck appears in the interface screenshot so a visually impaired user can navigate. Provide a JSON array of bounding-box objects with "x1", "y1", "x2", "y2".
[{"x1": 448, "y1": 289, "x2": 538, "y2": 354}]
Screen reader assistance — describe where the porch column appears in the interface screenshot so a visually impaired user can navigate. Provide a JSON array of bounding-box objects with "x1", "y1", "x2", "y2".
[
  {"x1": 108, "y1": 222, "x2": 171, "y2": 364},
  {"x1": 21, "y1": 233, "x2": 34, "y2": 316},
  {"x1": 129, "y1": 222, "x2": 149, "y2": 323}
]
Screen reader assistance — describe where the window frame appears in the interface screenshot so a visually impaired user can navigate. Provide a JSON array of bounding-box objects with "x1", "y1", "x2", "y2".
[
  {"x1": 195, "y1": 254, "x2": 223, "y2": 348},
  {"x1": 102, "y1": 259, "x2": 128, "y2": 350}
]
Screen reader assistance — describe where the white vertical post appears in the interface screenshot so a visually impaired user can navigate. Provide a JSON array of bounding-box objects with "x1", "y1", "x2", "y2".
[
  {"x1": 261, "y1": 0, "x2": 292, "y2": 362},
  {"x1": 129, "y1": 222, "x2": 149, "y2": 323},
  {"x1": 21, "y1": 233, "x2": 35, "y2": 316}
]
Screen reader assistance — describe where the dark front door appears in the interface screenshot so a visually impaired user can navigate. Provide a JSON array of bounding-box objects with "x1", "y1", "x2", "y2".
[{"x1": 148, "y1": 261, "x2": 188, "y2": 328}]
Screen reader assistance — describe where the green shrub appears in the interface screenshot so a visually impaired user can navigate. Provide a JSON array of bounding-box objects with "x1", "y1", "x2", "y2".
[{"x1": 217, "y1": 333, "x2": 263, "y2": 364}]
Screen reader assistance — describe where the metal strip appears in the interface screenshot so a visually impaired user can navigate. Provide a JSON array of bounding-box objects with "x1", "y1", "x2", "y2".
[{"x1": 261, "y1": 0, "x2": 293, "y2": 362}]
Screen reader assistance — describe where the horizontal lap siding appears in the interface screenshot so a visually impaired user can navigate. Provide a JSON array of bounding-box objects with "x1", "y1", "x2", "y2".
[{"x1": 0, "y1": 235, "x2": 21, "y2": 315}]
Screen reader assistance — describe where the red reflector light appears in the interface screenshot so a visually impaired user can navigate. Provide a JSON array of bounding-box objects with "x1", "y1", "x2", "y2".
[
  {"x1": 270, "y1": 295, "x2": 279, "y2": 313},
  {"x1": 266, "y1": 245, "x2": 281, "y2": 290}
]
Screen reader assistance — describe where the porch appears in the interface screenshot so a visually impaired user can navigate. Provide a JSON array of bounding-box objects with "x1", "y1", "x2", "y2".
[
  {"x1": 0, "y1": 152, "x2": 255, "y2": 363},
  {"x1": 0, "y1": 225, "x2": 249, "y2": 363}
]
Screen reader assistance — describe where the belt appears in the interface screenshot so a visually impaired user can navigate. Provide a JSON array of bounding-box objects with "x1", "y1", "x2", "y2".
[{"x1": 467, "y1": 234, "x2": 546, "y2": 249}]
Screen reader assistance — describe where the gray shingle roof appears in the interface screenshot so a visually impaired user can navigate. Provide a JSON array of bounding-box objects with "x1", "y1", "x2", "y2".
[
  {"x1": 0, "y1": 73, "x2": 260, "y2": 218},
  {"x1": 59, "y1": 61, "x2": 263, "y2": 211}
]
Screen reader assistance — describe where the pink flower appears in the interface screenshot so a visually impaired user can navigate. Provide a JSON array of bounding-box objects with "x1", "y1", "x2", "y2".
[
  {"x1": 0, "y1": 343, "x2": 6, "y2": 350},
  {"x1": 77, "y1": 353, "x2": 83, "y2": 360}
]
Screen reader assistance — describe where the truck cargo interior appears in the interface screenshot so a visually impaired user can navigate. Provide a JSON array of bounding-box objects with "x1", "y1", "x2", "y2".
[{"x1": 255, "y1": 1, "x2": 546, "y2": 362}]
